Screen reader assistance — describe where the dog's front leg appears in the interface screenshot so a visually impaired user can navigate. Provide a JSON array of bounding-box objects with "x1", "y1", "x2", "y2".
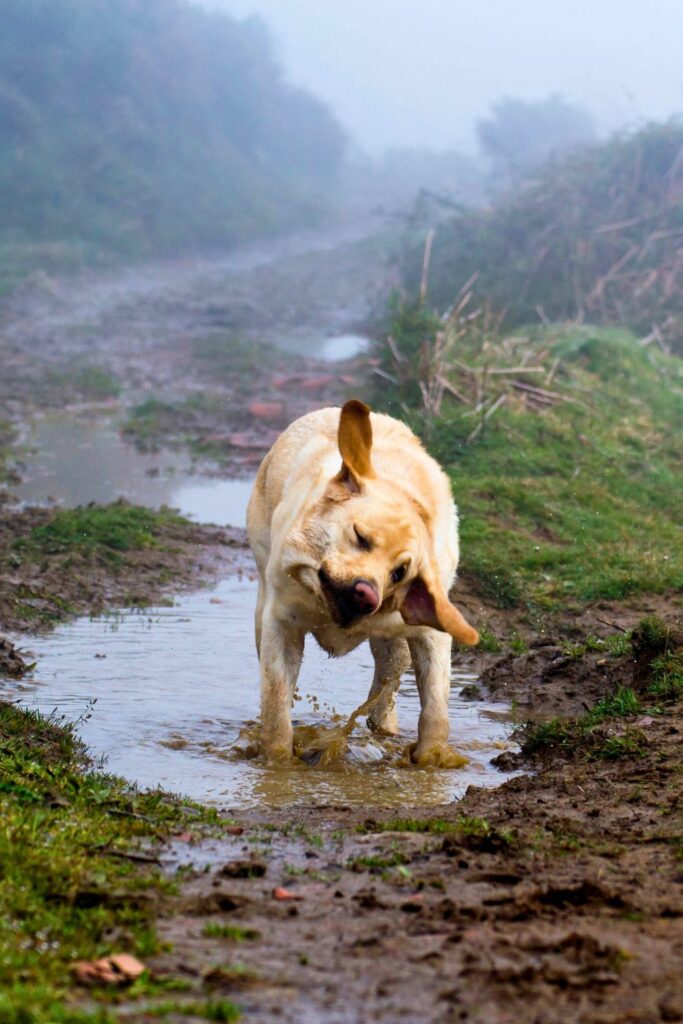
[
  {"x1": 367, "y1": 637, "x2": 410, "y2": 735},
  {"x1": 259, "y1": 608, "x2": 304, "y2": 763},
  {"x1": 408, "y1": 631, "x2": 452, "y2": 766}
]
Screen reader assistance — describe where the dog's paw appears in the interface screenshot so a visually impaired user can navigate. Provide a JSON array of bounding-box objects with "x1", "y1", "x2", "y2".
[
  {"x1": 367, "y1": 710, "x2": 400, "y2": 737},
  {"x1": 262, "y1": 742, "x2": 293, "y2": 765},
  {"x1": 410, "y1": 742, "x2": 469, "y2": 769}
]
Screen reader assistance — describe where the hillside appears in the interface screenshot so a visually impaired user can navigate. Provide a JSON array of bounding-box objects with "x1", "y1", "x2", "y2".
[{"x1": 0, "y1": 0, "x2": 346, "y2": 261}]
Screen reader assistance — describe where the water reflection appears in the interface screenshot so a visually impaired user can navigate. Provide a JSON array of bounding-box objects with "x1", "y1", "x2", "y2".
[
  {"x1": 7, "y1": 577, "x2": 518, "y2": 809},
  {"x1": 15, "y1": 413, "x2": 254, "y2": 527}
]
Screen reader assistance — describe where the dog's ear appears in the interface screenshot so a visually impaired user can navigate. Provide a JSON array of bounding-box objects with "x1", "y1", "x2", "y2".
[
  {"x1": 400, "y1": 565, "x2": 479, "y2": 646},
  {"x1": 335, "y1": 399, "x2": 375, "y2": 493}
]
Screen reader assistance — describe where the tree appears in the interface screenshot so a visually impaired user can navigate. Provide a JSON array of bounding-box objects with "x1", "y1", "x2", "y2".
[{"x1": 477, "y1": 95, "x2": 596, "y2": 189}]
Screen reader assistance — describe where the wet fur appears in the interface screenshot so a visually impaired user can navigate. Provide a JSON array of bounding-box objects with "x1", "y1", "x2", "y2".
[{"x1": 246, "y1": 402, "x2": 478, "y2": 764}]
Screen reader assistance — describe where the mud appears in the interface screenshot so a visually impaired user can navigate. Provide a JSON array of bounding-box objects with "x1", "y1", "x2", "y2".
[
  {"x1": 1, "y1": 231, "x2": 682, "y2": 1022},
  {"x1": 0, "y1": 227, "x2": 392, "y2": 475},
  {"x1": 147, "y1": 688, "x2": 682, "y2": 1024}
]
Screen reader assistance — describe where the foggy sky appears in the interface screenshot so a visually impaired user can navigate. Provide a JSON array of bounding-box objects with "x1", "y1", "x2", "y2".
[{"x1": 200, "y1": 0, "x2": 683, "y2": 154}]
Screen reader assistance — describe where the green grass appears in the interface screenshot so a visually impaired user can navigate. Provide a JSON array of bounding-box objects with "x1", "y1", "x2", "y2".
[
  {"x1": 146, "y1": 1000, "x2": 240, "y2": 1021},
  {"x1": 522, "y1": 620, "x2": 682, "y2": 757},
  {"x1": 0, "y1": 239, "x2": 109, "y2": 299},
  {"x1": 44, "y1": 365, "x2": 122, "y2": 401},
  {"x1": 17, "y1": 503, "x2": 185, "y2": 566},
  {"x1": 594, "y1": 731, "x2": 647, "y2": 760},
  {"x1": 0, "y1": 702, "x2": 221, "y2": 1023},
  {"x1": 192, "y1": 335, "x2": 281, "y2": 377},
  {"x1": 122, "y1": 393, "x2": 233, "y2": 460},
  {"x1": 374, "y1": 312, "x2": 683, "y2": 613},
  {"x1": 648, "y1": 651, "x2": 683, "y2": 700},
  {"x1": 348, "y1": 850, "x2": 409, "y2": 871},
  {"x1": 523, "y1": 688, "x2": 645, "y2": 756},
  {"x1": 201, "y1": 924, "x2": 260, "y2": 942}
]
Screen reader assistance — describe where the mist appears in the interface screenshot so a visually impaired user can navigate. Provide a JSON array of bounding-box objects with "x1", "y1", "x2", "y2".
[{"x1": 205, "y1": 0, "x2": 683, "y2": 152}]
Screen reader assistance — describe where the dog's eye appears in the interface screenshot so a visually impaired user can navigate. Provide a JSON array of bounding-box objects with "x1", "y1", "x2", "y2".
[
  {"x1": 353, "y1": 526, "x2": 372, "y2": 551},
  {"x1": 391, "y1": 564, "x2": 407, "y2": 584}
]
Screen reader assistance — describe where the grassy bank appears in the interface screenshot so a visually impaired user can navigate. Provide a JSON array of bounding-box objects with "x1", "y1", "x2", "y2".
[
  {"x1": 373, "y1": 308, "x2": 683, "y2": 615},
  {"x1": 0, "y1": 702, "x2": 239, "y2": 1023},
  {"x1": 0, "y1": 501, "x2": 237, "y2": 633}
]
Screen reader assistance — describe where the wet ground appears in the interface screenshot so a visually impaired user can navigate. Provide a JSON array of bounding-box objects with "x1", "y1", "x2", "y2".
[
  {"x1": 5, "y1": 412, "x2": 518, "y2": 809},
  {"x1": 1, "y1": 227, "x2": 682, "y2": 1022}
]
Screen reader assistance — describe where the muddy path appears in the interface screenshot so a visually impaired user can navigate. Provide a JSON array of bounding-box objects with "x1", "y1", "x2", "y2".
[
  {"x1": 0, "y1": 224, "x2": 395, "y2": 476},
  {"x1": 152, "y1": 691, "x2": 682, "y2": 1024},
  {"x1": 1, "y1": 227, "x2": 682, "y2": 1022}
]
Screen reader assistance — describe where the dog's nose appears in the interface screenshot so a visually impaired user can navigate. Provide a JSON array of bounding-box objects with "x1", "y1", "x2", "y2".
[{"x1": 353, "y1": 579, "x2": 380, "y2": 613}]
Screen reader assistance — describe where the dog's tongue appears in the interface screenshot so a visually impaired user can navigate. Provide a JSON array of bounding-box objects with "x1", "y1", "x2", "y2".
[{"x1": 354, "y1": 580, "x2": 379, "y2": 612}]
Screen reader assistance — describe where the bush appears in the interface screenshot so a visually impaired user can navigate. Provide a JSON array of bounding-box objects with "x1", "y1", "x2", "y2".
[{"x1": 404, "y1": 122, "x2": 683, "y2": 351}]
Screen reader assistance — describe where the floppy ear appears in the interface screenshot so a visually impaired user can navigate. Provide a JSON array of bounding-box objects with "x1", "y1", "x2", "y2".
[
  {"x1": 400, "y1": 568, "x2": 479, "y2": 646},
  {"x1": 335, "y1": 399, "x2": 375, "y2": 493}
]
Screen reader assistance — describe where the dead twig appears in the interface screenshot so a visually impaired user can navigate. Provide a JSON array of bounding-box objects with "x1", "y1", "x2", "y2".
[
  {"x1": 435, "y1": 374, "x2": 470, "y2": 405},
  {"x1": 419, "y1": 229, "x2": 435, "y2": 303},
  {"x1": 466, "y1": 393, "x2": 507, "y2": 444}
]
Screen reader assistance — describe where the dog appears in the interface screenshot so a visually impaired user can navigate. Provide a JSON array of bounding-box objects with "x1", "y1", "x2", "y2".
[{"x1": 246, "y1": 399, "x2": 479, "y2": 765}]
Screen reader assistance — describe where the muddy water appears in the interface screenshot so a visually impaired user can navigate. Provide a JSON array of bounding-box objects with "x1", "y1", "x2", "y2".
[
  {"x1": 9, "y1": 575, "x2": 516, "y2": 808},
  {"x1": 15, "y1": 413, "x2": 254, "y2": 527},
  {"x1": 10, "y1": 413, "x2": 520, "y2": 809}
]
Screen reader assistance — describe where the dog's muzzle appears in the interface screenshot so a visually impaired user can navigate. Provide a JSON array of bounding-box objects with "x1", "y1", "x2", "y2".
[{"x1": 318, "y1": 568, "x2": 380, "y2": 627}]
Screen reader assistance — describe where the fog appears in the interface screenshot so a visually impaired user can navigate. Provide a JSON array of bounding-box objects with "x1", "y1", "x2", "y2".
[{"x1": 206, "y1": 0, "x2": 683, "y2": 152}]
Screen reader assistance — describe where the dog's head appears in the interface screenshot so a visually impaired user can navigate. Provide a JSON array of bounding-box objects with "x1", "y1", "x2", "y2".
[{"x1": 300, "y1": 400, "x2": 478, "y2": 645}]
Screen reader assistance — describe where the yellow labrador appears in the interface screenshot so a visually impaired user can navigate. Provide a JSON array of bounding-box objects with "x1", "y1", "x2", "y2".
[{"x1": 246, "y1": 400, "x2": 479, "y2": 764}]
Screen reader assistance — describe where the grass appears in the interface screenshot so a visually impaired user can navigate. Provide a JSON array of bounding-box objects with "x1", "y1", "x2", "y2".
[
  {"x1": 0, "y1": 239, "x2": 111, "y2": 299},
  {"x1": 0, "y1": 702, "x2": 221, "y2": 1023},
  {"x1": 146, "y1": 1000, "x2": 240, "y2": 1021},
  {"x1": 348, "y1": 850, "x2": 409, "y2": 871},
  {"x1": 16, "y1": 502, "x2": 185, "y2": 566},
  {"x1": 45, "y1": 365, "x2": 121, "y2": 401},
  {"x1": 122, "y1": 393, "x2": 233, "y2": 461},
  {"x1": 522, "y1": 618, "x2": 681, "y2": 757},
  {"x1": 191, "y1": 335, "x2": 281, "y2": 377},
  {"x1": 201, "y1": 924, "x2": 260, "y2": 942},
  {"x1": 373, "y1": 311, "x2": 683, "y2": 614},
  {"x1": 358, "y1": 819, "x2": 491, "y2": 835}
]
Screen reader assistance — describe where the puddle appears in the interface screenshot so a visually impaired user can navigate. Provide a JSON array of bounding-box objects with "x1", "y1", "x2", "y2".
[
  {"x1": 10, "y1": 409, "x2": 520, "y2": 809},
  {"x1": 6, "y1": 578, "x2": 517, "y2": 809},
  {"x1": 317, "y1": 333, "x2": 369, "y2": 361},
  {"x1": 15, "y1": 413, "x2": 253, "y2": 528},
  {"x1": 274, "y1": 332, "x2": 369, "y2": 362}
]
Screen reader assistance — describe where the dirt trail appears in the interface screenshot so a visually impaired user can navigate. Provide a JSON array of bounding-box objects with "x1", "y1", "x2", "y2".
[{"x1": 1, "y1": 227, "x2": 682, "y2": 1023}]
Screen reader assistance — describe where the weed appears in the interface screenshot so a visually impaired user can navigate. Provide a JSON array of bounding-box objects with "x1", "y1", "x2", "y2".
[
  {"x1": 594, "y1": 731, "x2": 647, "y2": 760},
  {"x1": 348, "y1": 850, "x2": 409, "y2": 871},
  {"x1": 647, "y1": 651, "x2": 683, "y2": 701},
  {"x1": 476, "y1": 624, "x2": 502, "y2": 653},
  {"x1": 147, "y1": 1000, "x2": 240, "y2": 1021},
  {"x1": 509, "y1": 632, "x2": 529, "y2": 655},
  {"x1": 587, "y1": 687, "x2": 641, "y2": 724}
]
